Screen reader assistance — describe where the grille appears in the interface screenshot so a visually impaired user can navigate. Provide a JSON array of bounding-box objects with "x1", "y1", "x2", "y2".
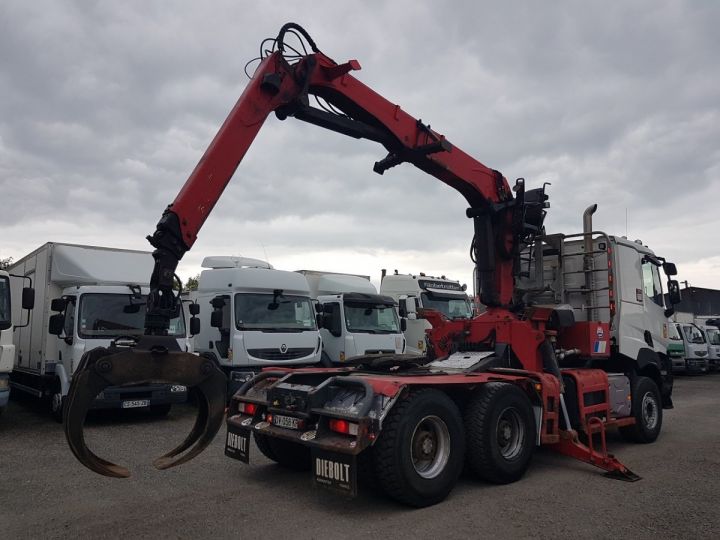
[{"x1": 247, "y1": 347, "x2": 315, "y2": 361}]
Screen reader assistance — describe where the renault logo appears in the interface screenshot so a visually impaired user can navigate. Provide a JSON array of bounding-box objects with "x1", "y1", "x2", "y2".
[{"x1": 280, "y1": 344, "x2": 288, "y2": 353}]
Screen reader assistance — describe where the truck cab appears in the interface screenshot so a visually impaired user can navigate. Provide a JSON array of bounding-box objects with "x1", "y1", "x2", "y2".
[
  {"x1": 666, "y1": 321, "x2": 686, "y2": 372},
  {"x1": 46, "y1": 284, "x2": 190, "y2": 417},
  {"x1": 298, "y1": 270, "x2": 405, "y2": 363},
  {"x1": 674, "y1": 322, "x2": 709, "y2": 373},
  {"x1": 379, "y1": 272, "x2": 472, "y2": 355},
  {"x1": 0, "y1": 271, "x2": 34, "y2": 414},
  {"x1": 193, "y1": 257, "x2": 322, "y2": 394},
  {"x1": 702, "y1": 325, "x2": 720, "y2": 370},
  {"x1": 516, "y1": 213, "x2": 680, "y2": 407}
]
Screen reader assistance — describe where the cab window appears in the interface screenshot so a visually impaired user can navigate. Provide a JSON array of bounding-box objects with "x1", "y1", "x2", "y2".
[{"x1": 641, "y1": 261, "x2": 664, "y2": 307}]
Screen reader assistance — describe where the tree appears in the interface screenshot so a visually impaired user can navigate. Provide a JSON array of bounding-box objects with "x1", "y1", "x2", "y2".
[
  {"x1": 0, "y1": 257, "x2": 13, "y2": 270},
  {"x1": 184, "y1": 274, "x2": 200, "y2": 291}
]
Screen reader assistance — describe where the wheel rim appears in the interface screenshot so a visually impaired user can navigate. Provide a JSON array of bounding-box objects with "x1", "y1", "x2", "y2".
[
  {"x1": 410, "y1": 415, "x2": 451, "y2": 479},
  {"x1": 641, "y1": 391, "x2": 658, "y2": 430},
  {"x1": 496, "y1": 407, "x2": 525, "y2": 460}
]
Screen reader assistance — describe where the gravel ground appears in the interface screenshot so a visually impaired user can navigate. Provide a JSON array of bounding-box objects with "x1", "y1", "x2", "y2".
[{"x1": 1, "y1": 373, "x2": 719, "y2": 539}]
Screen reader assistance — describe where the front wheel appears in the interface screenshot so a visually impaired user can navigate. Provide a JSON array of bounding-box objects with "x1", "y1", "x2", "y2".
[
  {"x1": 50, "y1": 391, "x2": 65, "y2": 423},
  {"x1": 372, "y1": 388, "x2": 465, "y2": 507},
  {"x1": 619, "y1": 376, "x2": 662, "y2": 443}
]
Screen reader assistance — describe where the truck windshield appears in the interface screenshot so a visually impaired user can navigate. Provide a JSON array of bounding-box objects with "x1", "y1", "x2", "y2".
[
  {"x1": 78, "y1": 293, "x2": 185, "y2": 338},
  {"x1": 705, "y1": 328, "x2": 720, "y2": 345},
  {"x1": 681, "y1": 324, "x2": 706, "y2": 344},
  {"x1": 668, "y1": 324, "x2": 682, "y2": 341},
  {"x1": 0, "y1": 276, "x2": 10, "y2": 327},
  {"x1": 344, "y1": 302, "x2": 400, "y2": 334},
  {"x1": 235, "y1": 293, "x2": 316, "y2": 331},
  {"x1": 420, "y1": 292, "x2": 472, "y2": 319}
]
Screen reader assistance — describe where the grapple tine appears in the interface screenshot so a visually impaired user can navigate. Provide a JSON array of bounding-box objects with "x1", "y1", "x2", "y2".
[
  {"x1": 153, "y1": 369, "x2": 227, "y2": 470},
  {"x1": 64, "y1": 367, "x2": 131, "y2": 478},
  {"x1": 63, "y1": 337, "x2": 227, "y2": 477}
]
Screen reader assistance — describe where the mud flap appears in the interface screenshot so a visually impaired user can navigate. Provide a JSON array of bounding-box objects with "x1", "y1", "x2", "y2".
[
  {"x1": 312, "y1": 448, "x2": 357, "y2": 496},
  {"x1": 224, "y1": 422, "x2": 251, "y2": 463}
]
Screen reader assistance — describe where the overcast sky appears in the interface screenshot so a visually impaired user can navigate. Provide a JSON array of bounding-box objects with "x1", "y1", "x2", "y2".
[{"x1": 1, "y1": 1, "x2": 718, "y2": 292}]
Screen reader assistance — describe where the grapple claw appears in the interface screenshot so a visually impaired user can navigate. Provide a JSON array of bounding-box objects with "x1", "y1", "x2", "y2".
[{"x1": 64, "y1": 337, "x2": 227, "y2": 478}]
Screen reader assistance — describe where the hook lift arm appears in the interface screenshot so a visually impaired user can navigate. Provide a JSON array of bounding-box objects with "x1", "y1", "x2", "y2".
[{"x1": 64, "y1": 23, "x2": 549, "y2": 477}]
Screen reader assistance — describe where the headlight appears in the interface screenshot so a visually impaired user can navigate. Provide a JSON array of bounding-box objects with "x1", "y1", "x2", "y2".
[{"x1": 170, "y1": 385, "x2": 187, "y2": 393}]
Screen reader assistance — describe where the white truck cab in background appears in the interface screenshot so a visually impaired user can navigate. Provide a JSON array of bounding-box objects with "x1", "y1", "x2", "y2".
[
  {"x1": 700, "y1": 325, "x2": 720, "y2": 370},
  {"x1": 0, "y1": 269, "x2": 34, "y2": 415},
  {"x1": 193, "y1": 257, "x2": 321, "y2": 395},
  {"x1": 298, "y1": 270, "x2": 405, "y2": 364},
  {"x1": 8, "y1": 243, "x2": 189, "y2": 421},
  {"x1": 379, "y1": 271, "x2": 472, "y2": 355}
]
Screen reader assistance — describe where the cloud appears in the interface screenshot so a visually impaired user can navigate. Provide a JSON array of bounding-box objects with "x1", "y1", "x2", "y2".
[{"x1": 1, "y1": 0, "x2": 718, "y2": 294}]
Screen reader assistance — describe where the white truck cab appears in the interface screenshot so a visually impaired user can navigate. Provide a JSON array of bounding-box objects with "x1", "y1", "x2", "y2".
[
  {"x1": 298, "y1": 270, "x2": 405, "y2": 363},
  {"x1": 674, "y1": 322, "x2": 709, "y2": 373},
  {"x1": 9, "y1": 243, "x2": 189, "y2": 421},
  {"x1": 700, "y1": 325, "x2": 720, "y2": 370},
  {"x1": 193, "y1": 257, "x2": 322, "y2": 394},
  {"x1": 379, "y1": 271, "x2": 472, "y2": 355},
  {"x1": 0, "y1": 270, "x2": 34, "y2": 414}
]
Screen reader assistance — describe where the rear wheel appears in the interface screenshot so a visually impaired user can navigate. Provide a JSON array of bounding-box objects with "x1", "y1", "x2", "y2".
[
  {"x1": 254, "y1": 433, "x2": 311, "y2": 471},
  {"x1": 372, "y1": 388, "x2": 465, "y2": 507},
  {"x1": 464, "y1": 382, "x2": 535, "y2": 484},
  {"x1": 619, "y1": 376, "x2": 662, "y2": 443}
]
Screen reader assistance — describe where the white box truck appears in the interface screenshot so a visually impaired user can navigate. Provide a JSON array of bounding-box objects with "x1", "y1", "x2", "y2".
[
  {"x1": 298, "y1": 270, "x2": 406, "y2": 364},
  {"x1": 379, "y1": 271, "x2": 473, "y2": 355},
  {"x1": 192, "y1": 256, "x2": 322, "y2": 395},
  {"x1": 8, "y1": 243, "x2": 189, "y2": 421},
  {"x1": 0, "y1": 269, "x2": 34, "y2": 415}
]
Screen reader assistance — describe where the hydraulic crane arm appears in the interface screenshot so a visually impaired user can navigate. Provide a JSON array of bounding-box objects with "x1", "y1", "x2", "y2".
[
  {"x1": 64, "y1": 23, "x2": 549, "y2": 477},
  {"x1": 145, "y1": 23, "x2": 548, "y2": 335}
]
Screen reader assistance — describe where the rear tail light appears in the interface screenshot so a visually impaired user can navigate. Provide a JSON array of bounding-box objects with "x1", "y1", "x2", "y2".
[
  {"x1": 329, "y1": 418, "x2": 359, "y2": 435},
  {"x1": 238, "y1": 402, "x2": 257, "y2": 415}
]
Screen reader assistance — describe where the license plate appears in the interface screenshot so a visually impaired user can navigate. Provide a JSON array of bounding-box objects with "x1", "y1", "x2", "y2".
[
  {"x1": 312, "y1": 448, "x2": 357, "y2": 496},
  {"x1": 225, "y1": 423, "x2": 251, "y2": 463},
  {"x1": 122, "y1": 399, "x2": 150, "y2": 409},
  {"x1": 272, "y1": 414, "x2": 301, "y2": 429}
]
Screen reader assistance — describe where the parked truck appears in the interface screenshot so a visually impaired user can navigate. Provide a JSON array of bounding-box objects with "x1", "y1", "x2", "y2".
[
  {"x1": 8, "y1": 243, "x2": 189, "y2": 421},
  {"x1": 666, "y1": 321, "x2": 686, "y2": 372},
  {"x1": 193, "y1": 256, "x2": 322, "y2": 395},
  {"x1": 64, "y1": 25, "x2": 684, "y2": 508},
  {"x1": 669, "y1": 321, "x2": 709, "y2": 374},
  {"x1": 379, "y1": 270, "x2": 472, "y2": 354},
  {"x1": 298, "y1": 270, "x2": 405, "y2": 363},
  {"x1": 0, "y1": 269, "x2": 34, "y2": 415}
]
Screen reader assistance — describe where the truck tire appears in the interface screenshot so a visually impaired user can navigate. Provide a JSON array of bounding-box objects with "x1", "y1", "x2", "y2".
[
  {"x1": 253, "y1": 432, "x2": 278, "y2": 462},
  {"x1": 619, "y1": 376, "x2": 662, "y2": 443},
  {"x1": 464, "y1": 382, "x2": 535, "y2": 484},
  {"x1": 254, "y1": 433, "x2": 311, "y2": 471},
  {"x1": 372, "y1": 388, "x2": 465, "y2": 507},
  {"x1": 50, "y1": 391, "x2": 65, "y2": 424}
]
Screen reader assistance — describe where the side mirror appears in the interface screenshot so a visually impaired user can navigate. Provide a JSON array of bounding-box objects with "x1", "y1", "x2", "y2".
[
  {"x1": 663, "y1": 262, "x2": 678, "y2": 276},
  {"x1": 398, "y1": 296, "x2": 407, "y2": 318},
  {"x1": 210, "y1": 310, "x2": 224, "y2": 328},
  {"x1": 667, "y1": 279, "x2": 682, "y2": 305},
  {"x1": 316, "y1": 313, "x2": 323, "y2": 328},
  {"x1": 400, "y1": 318, "x2": 407, "y2": 332},
  {"x1": 314, "y1": 302, "x2": 322, "y2": 313},
  {"x1": 189, "y1": 317, "x2": 201, "y2": 336},
  {"x1": 189, "y1": 303, "x2": 200, "y2": 316},
  {"x1": 51, "y1": 298, "x2": 67, "y2": 312},
  {"x1": 48, "y1": 314, "x2": 64, "y2": 336},
  {"x1": 210, "y1": 296, "x2": 226, "y2": 309},
  {"x1": 22, "y1": 288, "x2": 35, "y2": 310}
]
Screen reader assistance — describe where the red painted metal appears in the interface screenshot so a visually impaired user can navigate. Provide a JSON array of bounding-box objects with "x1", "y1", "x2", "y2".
[{"x1": 558, "y1": 321, "x2": 611, "y2": 358}]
